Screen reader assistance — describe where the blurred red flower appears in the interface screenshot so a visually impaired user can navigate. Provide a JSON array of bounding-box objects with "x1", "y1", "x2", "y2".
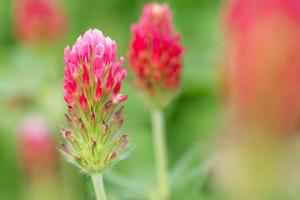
[
  {"x1": 19, "y1": 115, "x2": 57, "y2": 177},
  {"x1": 224, "y1": 0, "x2": 300, "y2": 135},
  {"x1": 12, "y1": 0, "x2": 67, "y2": 43}
]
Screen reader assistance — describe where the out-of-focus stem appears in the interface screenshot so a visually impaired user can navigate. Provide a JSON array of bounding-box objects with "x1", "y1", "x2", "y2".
[
  {"x1": 151, "y1": 109, "x2": 170, "y2": 199},
  {"x1": 91, "y1": 173, "x2": 107, "y2": 200}
]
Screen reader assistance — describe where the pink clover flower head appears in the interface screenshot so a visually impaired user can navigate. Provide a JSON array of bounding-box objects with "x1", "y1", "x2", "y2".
[{"x1": 61, "y1": 29, "x2": 129, "y2": 173}]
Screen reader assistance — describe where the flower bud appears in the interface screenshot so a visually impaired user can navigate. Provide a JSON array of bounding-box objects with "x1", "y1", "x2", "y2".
[{"x1": 128, "y1": 3, "x2": 184, "y2": 108}]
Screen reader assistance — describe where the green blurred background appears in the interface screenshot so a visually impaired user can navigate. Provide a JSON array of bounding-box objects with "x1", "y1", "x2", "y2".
[{"x1": 0, "y1": 0, "x2": 223, "y2": 199}]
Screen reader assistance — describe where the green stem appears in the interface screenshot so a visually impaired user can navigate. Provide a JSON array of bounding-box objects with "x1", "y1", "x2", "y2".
[
  {"x1": 91, "y1": 173, "x2": 107, "y2": 200},
  {"x1": 151, "y1": 109, "x2": 170, "y2": 199}
]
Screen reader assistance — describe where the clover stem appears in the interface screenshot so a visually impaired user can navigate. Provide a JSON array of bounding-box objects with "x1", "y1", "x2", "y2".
[
  {"x1": 91, "y1": 173, "x2": 107, "y2": 200},
  {"x1": 151, "y1": 109, "x2": 170, "y2": 199}
]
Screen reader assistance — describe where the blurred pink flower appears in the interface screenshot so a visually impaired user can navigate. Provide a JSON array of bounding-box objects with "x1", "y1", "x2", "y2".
[
  {"x1": 224, "y1": 0, "x2": 300, "y2": 135},
  {"x1": 62, "y1": 29, "x2": 129, "y2": 173},
  {"x1": 19, "y1": 116, "x2": 57, "y2": 176},
  {"x1": 128, "y1": 3, "x2": 183, "y2": 98},
  {"x1": 12, "y1": 0, "x2": 67, "y2": 43}
]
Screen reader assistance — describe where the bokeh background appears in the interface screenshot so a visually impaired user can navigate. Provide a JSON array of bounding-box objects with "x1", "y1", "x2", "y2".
[{"x1": 0, "y1": 0, "x2": 230, "y2": 199}]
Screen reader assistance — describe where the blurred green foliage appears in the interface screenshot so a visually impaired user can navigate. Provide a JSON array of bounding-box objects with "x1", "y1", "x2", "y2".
[{"x1": 0, "y1": 0, "x2": 223, "y2": 199}]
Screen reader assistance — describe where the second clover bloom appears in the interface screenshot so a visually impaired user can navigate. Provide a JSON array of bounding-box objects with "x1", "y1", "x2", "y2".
[
  {"x1": 128, "y1": 3, "x2": 183, "y2": 108},
  {"x1": 61, "y1": 29, "x2": 129, "y2": 173}
]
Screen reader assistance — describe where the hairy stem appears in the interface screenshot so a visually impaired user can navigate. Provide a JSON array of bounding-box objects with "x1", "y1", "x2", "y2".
[{"x1": 91, "y1": 173, "x2": 107, "y2": 200}]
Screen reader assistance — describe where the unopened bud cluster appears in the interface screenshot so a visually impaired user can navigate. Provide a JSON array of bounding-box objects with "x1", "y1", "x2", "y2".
[{"x1": 128, "y1": 3, "x2": 183, "y2": 108}]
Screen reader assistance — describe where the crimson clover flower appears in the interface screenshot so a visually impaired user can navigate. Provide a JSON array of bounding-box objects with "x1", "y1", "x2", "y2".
[
  {"x1": 128, "y1": 3, "x2": 184, "y2": 108},
  {"x1": 61, "y1": 29, "x2": 129, "y2": 174}
]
